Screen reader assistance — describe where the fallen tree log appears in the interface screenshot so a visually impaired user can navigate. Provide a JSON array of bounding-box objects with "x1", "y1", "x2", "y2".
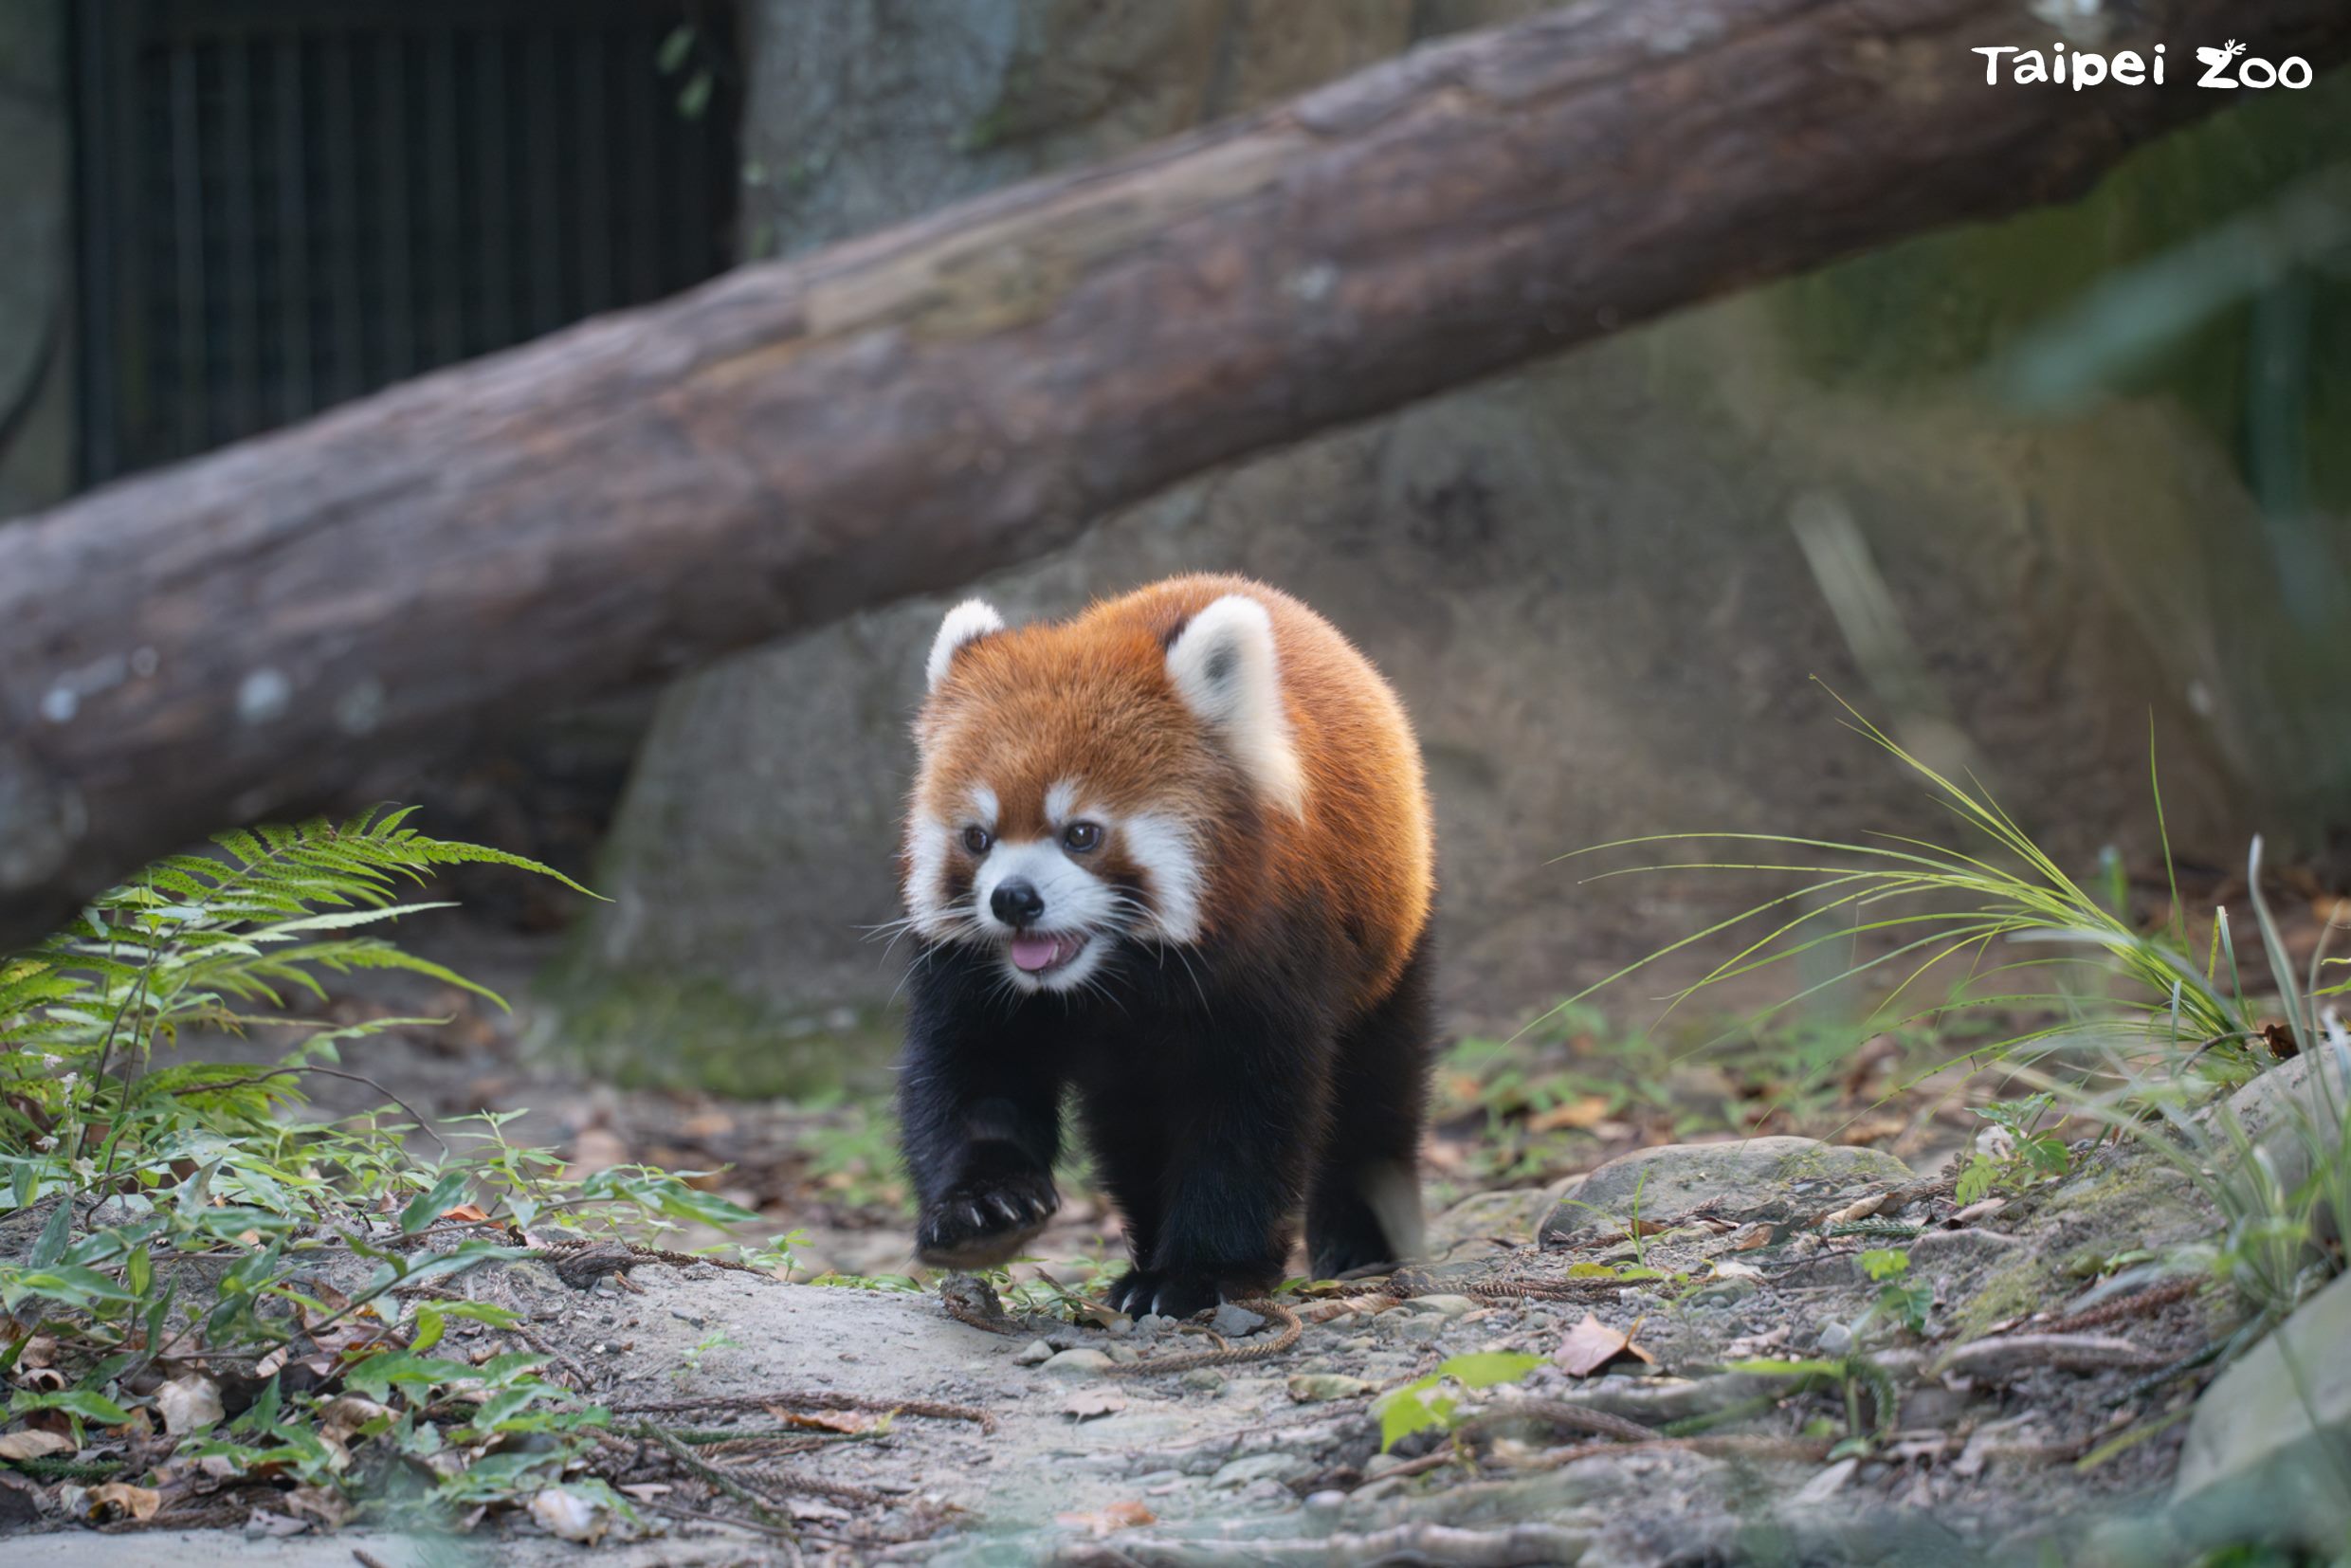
[{"x1": 3, "y1": 0, "x2": 2346, "y2": 945}]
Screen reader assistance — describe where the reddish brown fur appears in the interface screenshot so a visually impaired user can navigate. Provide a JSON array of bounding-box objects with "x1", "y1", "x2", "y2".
[{"x1": 913, "y1": 574, "x2": 1432, "y2": 1007}]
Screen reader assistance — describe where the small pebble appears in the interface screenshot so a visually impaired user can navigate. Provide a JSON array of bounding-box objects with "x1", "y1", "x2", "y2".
[
  {"x1": 1818, "y1": 1322, "x2": 1854, "y2": 1356},
  {"x1": 1179, "y1": 1369, "x2": 1227, "y2": 1394},
  {"x1": 1212, "y1": 1304, "x2": 1268, "y2": 1338},
  {"x1": 1014, "y1": 1340, "x2": 1054, "y2": 1367},
  {"x1": 1286, "y1": 1373, "x2": 1376, "y2": 1402},
  {"x1": 1041, "y1": 1349, "x2": 1115, "y2": 1377}
]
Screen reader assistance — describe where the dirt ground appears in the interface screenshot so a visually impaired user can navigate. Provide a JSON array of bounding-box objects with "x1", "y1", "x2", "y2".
[{"x1": 9, "y1": 883, "x2": 2328, "y2": 1565}]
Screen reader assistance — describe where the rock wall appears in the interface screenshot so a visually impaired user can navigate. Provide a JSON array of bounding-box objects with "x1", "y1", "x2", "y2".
[{"x1": 556, "y1": 2, "x2": 2342, "y2": 1089}]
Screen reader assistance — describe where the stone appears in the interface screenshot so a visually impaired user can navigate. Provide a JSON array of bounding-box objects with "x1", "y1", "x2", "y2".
[
  {"x1": 1039, "y1": 1348, "x2": 1115, "y2": 1377},
  {"x1": 1210, "y1": 1304, "x2": 1267, "y2": 1338},
  {"x1": 2171, "y1": 1267, "x2": 2351, "y2": 1551},
  {"x1": 1394, "y1": 1293, "x2": 1478, "y2": 1319},
  {"x1": 1542, "y1": 1138, "x2": 1911, "y2": 1246},
  {"x1": 2210, "y1": 1048, "x2": 2350, "y2": 1257},
  {"x1": 1178, "y1": 1369, "x2": 1227, "y2": 1394},
  {"x1": 1012, "y1": 1339, "x2": 1054, "y2": 1366},
  {"x1": 1905, "y1": 1228, "x2": 2026, "y2": 1265},
  {"x1": 1210, "y1": 1453, "x2": 1300, "y2": 1490},
  {"x1": 1427, "y1": 1176, "x2": 1584, "y2": 1255},
  {"x1": 1286, "y1": 1374, "x2": 1376, "y2": 1402}
]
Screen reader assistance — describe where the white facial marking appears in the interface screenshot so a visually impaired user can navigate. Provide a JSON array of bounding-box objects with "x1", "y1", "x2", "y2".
[
  {"x1": 903, "y1": 812, "x2": 955, "y2": 936},
  {"x1": 1045, "y1": 778, "x2": 1081, "y2": 826},
  {"x1": 973, "y1": 838, "x2": 1119, "y2": 994},
  {"x1": 1165, "y1": 594, "x2": 1306, "y2": 817},
  {"x1": 1120, "y1": 810, "x2": 1204, "y2": 943},
  {"x1": 967, "y1": 783, "x2": 999, "y2": 830},
  {"x1": 924, "y1": 599, "x2": 1005, "y2": 692}
]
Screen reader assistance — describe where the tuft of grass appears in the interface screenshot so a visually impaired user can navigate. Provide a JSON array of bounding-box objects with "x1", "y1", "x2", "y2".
[{"x1": 1556, "y1": 692, "x2": 2346, "y2": 1328}]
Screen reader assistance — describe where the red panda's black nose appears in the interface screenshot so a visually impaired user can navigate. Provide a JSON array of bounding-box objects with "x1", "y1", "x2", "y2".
[{"x1": 991, "y1": 880, "x2": 1047, "y2": 928}]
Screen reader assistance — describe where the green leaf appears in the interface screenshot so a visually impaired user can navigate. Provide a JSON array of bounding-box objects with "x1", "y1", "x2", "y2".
[
  {"x1": 401, "y1": 1168, "x2": 472, "y2": 1234},
  {"x1": 1371, "y1": 1374, "x2": 1446, "y2": 1451},
  {"x1": 10, "y1": 1388, "x2": 135, "y2": 1425},
  {"x1": 1433, "y1": 1351, "x2": 1544, "y2": 1390},
  {"x1": 1858, "y1": 1249, "x2": 1910, "y2": 1282},
  {"x1": 2, "y1": 1264, "x2": 140, "y2": 1312},
  {"x1": 655, "y1": 23, "x2": 694, "y2": 73},
  {"x1": 29, "y1": 1201, "x2": 72, "y2": 1268}
]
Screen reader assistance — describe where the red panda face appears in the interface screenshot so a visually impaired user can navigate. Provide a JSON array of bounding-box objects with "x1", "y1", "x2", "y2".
[{"x1": 902, "y1": 594, "x2": 1295, "y2": 995}]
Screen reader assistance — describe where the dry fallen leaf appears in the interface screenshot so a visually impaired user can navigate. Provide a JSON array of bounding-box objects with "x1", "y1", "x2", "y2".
[
  {"x1": 764, "y1": 1406, "x2": 882, "y2": 1434},
  {"x1": 0, "y1": 1429, "x2": 74, "y2": 1461},
  {"x1": 282, "y1": 1485, "x2": 353, "y2": 1528},
  {"x1": 244, "y1": 1508, "x2": 310, "y2": 1538},
  {"x1": 155, "y1": 1373, "x2": 225, "y2": 1435},
  {"x1": 1526, "y1": 1094, "x2": 1614, "y2": 1134},
  {"x1": 1553, "y1": 1311, "x2": 1652, "y2": 1377},
  {"x1": 1063, "y1": 1391, "x2": 1126, "y2": 1422},
  {"x1": 439, "y1": 1203, "x2": 492, "y2": 1224},
  {"x1": 89, "y1": 1482, "x2": 163, "y2": 1522},
  {"x1": 528, "y1": 1486, "x2": 608, "y2": 1543},
  {"x1": 1055, "y1": 1500, "x2": 1157, "y2": 1535}
]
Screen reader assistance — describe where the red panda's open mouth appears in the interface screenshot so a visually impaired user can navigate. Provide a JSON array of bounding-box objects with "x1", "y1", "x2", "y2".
[{"x1": 1008, "y1": 932, "x2": 1088, "y2": 975}]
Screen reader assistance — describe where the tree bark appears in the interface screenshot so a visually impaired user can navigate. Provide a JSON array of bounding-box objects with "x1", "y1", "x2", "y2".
[{"x1": 4, "y1": 0, "x2": 2346, "y2": 945}]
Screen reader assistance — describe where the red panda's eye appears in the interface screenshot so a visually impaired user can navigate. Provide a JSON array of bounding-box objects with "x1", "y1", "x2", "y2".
[
  {"x1": 960, "y1": 826, "x2": 993, "y2": 855},
  {"x1": 1062, "y1": 821, "x2": 1102, "y2": 853}
]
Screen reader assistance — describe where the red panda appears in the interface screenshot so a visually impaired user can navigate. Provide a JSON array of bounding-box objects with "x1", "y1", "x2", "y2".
[{"x1": 896, "y1": 574, "x2": 1435, "y2": 1317}]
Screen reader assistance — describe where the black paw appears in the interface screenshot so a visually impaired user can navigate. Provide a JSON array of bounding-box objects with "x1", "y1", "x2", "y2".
[
  {"x1": 915, "y1": 1168, "x2": 1059, "y2": 1268},
  {"x1": 1104, "y1": 1267, "x2": 1225, "y2": 1322}
]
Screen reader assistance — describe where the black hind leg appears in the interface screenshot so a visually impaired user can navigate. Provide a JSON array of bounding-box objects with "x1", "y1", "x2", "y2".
[{"x1": 1307, "y1": 931, "x2": 1435, "y2": 1279}]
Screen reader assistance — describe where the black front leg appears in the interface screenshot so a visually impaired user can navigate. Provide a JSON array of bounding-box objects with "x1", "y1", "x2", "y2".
[
  {"x1": 897, "y1": 953, "x2": 1064, "y2": 1269},
  {"x1": 1105, "y1": 1017, "x2": 1327, "y2": 1320}
]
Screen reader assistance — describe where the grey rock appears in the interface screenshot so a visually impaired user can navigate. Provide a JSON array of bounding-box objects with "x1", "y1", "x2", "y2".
[
  {"x1": 1427, "y1": 1176, "x2": 1584, "y2": 1255},
  {"x1": 1211, "y1": 1303, "x2": 1267, "y2": 1338},
  {"x1": 1286, "y1": 1373, "x2": 1376, "y2": 1402},
  {"x1": 1905, "y1": 1227, "x2": 2026, "y2": 1265},
  {"x1": 1011, "y1": 1339, "x2": 1054, "y2": 1366},
  {"x1": 1178, "y1": 1368, "x2": 1228, "y2": 1395},
  {"x1": 1543, "y1": 1137, "x2": 1910, "y2": 1245},
  {"x1": 2171, "y1": 1267, "x2": 2351, "y2": 1551},
  {"x1": 2211, "y1": 1048, "x2": 2351, "y2": 1256},
  {"x1": 1211, "y1": 1453, "x2": 1303, "y2": 1490},
  {"x1": 1039, "y1": 1348, "x2": 1115, "y2": 1377}
]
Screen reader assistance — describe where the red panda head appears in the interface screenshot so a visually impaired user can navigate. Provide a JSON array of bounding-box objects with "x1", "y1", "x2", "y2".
[{"x1": 902, "y1": 593, "x2": 1304, "y2": 994}]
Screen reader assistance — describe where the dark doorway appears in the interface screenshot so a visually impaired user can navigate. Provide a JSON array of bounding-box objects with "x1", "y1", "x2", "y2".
[{"x1": 70, "y1": 0, "x2": 741, "y2": 483}]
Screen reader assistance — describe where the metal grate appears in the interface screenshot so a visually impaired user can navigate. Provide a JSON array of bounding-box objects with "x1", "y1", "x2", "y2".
[{"x1": 72, "y1": 0, "x2": 740, "y2": 483}]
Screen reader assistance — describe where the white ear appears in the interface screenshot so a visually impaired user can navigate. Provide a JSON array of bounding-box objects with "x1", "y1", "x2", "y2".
[
  {"x1": 1166, "y1": 595, "x2": 1305, "y2": 816},
  {"x1": 925, "y1": 599, "x2": 1004, "y2": 691}
]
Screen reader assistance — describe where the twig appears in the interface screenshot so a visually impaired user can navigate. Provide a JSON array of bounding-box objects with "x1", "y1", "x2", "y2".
[
  {"x1": 2035, "y1": 1276, "x2": 2198, "y2": 1336},
  {"x1": 1518, "y1": 1432, "x2": 1833, "y2": 1471},
  {"x1": 167, "y1": 1066, "x2": 448, "y2": 1154},
  {"x1": 613, "y1": 1387, "x2": 997, "y2": 1434},
  {"x1": 1459, "y1": 1397, "x2": 1659, "y2": 1445},
  {"x1": 635, "y1": 1420, "x2": 797, "y2": 1537},
  {"x1": 1100, "y1": 1298, "x2": 1303, "y2": 1377},
  {"x1": 1935, "y1": 1333, "x2": 2169, "y2": 1380}
]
